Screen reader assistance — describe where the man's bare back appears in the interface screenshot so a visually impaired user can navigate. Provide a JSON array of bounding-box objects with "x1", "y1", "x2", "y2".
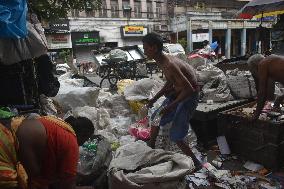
[
  {"x1": 161, "y1": 56, "x2": 198, "y2": 95},
  {"x1": 252, "y1": 55, "x2": 284, "y2": 118},
  {"x1": 260, "y1": 55, "x2": 284, "y2": 84}
]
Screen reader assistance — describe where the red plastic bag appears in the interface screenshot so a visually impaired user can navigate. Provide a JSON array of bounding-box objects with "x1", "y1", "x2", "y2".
[{"x1": 128, "y1": 117, "x2": 151, "y2": 141}]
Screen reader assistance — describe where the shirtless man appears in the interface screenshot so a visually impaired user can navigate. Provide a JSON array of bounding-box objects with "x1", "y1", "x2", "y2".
[
  {"x1": 143, "y1": 33, "x2": 201, "y2": 169},
  {"x1": 247, "y1": 54, "x2": 284, "y2": 119}
]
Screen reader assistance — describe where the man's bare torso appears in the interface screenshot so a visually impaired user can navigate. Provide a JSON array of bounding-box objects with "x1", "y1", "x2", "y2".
[
  {"x1": 161, "y1": 56, "x2": 198, "y2": 95},
  {"x1": 260, "y1": 55, "x2": 284, "y2": 84}
]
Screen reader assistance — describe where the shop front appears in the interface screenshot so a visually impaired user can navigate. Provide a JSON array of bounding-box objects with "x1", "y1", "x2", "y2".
[
  {"x1": 45, "y1": 19, "x2": 72, "y2": 64},
  {"x1": 121, "y1": 26, "x2": 148, "y2": 46},
  {"x1": 71, "y1": 31, "x2": 100, "y2": 64}
]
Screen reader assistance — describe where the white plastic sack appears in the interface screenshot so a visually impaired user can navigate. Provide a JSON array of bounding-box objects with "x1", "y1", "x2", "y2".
[
  {"x1": 196, "y1": 64, "x2": 225, "y2": 84},
  {"x1": 108, "y1": 49, "x2": 128, "y2": 62},
  {"x1": 119, "y1": 135, "x2": 136, "y2": 146},
  {"x1": 201, "y1": 78, "x2": 234, "y2": 102},
  {"x1": 124, "y1": 78, "x2": 164, "y2": 101},
  {"x1": 73, "y1": 106, "x2": 98, "y2": 129},
  {"x1": 109, "y1": 142, "x2": 193, "y2": 189},
  {"x1": 0, "y1": 22, "x2": 47, "y2": 65},
  {"x1": 57, "y1": 72, "x2": 85, "y2": 94},
  {"x1": 97, "y1": 108, "x2": 111, "y2": 130},
  {"x1": 108, "y1": 116, "x2": 133, "y2": 137},
  {"x1": 54, "y1": 87, "x2": 100, "y2": 112},
  {"x1": 97, "y1": 92, "x2": 132, "y2": 117},
  {"x1": 97, "y1": 130, "x2": 118, "y2": 143},
  {"x1": 226, "y1": 69, "x2": 257, "y2": 99}
]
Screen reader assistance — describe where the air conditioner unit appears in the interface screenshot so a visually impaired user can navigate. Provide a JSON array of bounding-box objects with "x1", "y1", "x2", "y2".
[
  {"x1": 160, "y1": 25, "x2": 169, "y2": 31},
  {"x1": 147, "y1": 13, "x2": 154, "y2": 19},
  {"x1": 194, "y1": 2, "x2": 205, "y2": 10},
  {"x1": 154, "y1": 25, "x2": 161, "y2": 31}
]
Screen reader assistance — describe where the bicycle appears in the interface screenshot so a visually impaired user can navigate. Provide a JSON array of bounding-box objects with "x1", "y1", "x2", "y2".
[{"x1": 99, "y1": 59, "x2": 148, "y2": 89}]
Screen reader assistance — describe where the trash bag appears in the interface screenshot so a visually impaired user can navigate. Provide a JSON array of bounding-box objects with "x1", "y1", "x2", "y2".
[
  {"x1": 226, "y1": 69, "x2": 257, "y2": 99},
  {"x1": 77, "y1": 135, "x2": 112, "y2": 189},
  {"x1": 201, "y1": 78, "x2": 234, "y2": 102},
  {"x1": 124, "y1": 78, "x2": 164, "y2": 101},
  {"x1": 0, "y1": 0, "x2": 28, "y2": 38},
  {"x1": 196, "y1": 64, "x2": 225, "y2": 84},
  {"x1": 108, "y1": 141, "x2": 193, "y2": 189},
  {"x1": 0, "y1": 22, "x2": 47, "y2": 65},
  {"x1": 108, "y1": 49, "x2": 128, "y2": 62}
]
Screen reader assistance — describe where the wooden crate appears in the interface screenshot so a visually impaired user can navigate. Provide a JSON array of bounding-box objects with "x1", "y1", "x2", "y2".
[{"x1": 218, "y1": 102, "x2": 284, "y2": 169}]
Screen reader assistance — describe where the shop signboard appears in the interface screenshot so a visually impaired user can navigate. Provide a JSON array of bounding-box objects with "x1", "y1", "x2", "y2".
[
  {"x1": 71, "y1": 31, "x2": 100, "y2": 46},
  {"x1": 121, "y1": 26, "x2": 148, "y2": 37},
  {"x1": 46, "y1": 34, "x2": 72, "y2": 49},
  {"x1": 49, "y1": 19, "x2": 70, "y2": 31},
  {"x1": 192, "y1": 33, "x2": 209, "y2": 43}
]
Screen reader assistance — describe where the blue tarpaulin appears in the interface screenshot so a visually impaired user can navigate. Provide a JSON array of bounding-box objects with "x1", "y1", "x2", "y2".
[{"x1": 0, "y1": 0, "x2": 28, "y2": 38}]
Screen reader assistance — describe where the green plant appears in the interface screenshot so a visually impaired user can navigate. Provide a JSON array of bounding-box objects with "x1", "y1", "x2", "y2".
[
  {"x1": 29, "y1": 0, "x2": 102, "y2": 21},
  {"x1": 59, "y1": 49, "x2": 71, "y2": 63},
  {"x1": 178, "y1": 38, "x2": 187, "y2": 50}
]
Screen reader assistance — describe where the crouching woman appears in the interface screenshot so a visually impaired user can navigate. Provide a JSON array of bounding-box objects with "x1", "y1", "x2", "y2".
[{"x1": 0, "y1": 115, "x2": 94, "y2": 189}]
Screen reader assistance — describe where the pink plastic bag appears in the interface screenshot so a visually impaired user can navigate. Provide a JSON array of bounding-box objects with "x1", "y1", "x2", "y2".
[{"x1": 129, "y1": 117, "x2": 151, "y2": 141}]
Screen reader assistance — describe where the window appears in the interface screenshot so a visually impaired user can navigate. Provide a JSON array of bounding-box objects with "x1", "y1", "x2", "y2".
[
  {"x1": 111, "y1": 0, "x2": 119, "y2": 18},
  {"x1": 123, "y1": 0, "x2": 131, "y2": 17},
  {"x1": 72, "y1": 9, "x2": 79, "y2": 17},
  {"x1": 147, "y1": 2, "x2": 153, "y2": 18},
  {"x1": 156, "y1": 3, "x2": 161, "y2": 18},
  {"x1": 134, "y1": 1, "x2": 141, "y2": 18},
  {"x1": 99, "y1": 2, "x2": 107, "y2": 17}
]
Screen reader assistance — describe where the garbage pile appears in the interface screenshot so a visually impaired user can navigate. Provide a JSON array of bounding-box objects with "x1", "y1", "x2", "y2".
[
  {"x1": 196, "y1": 66, "x2": 257, "y2": 103},
  {"x1": 230, "y1": 101, "x2": 284, "y2": 122},
  {"x1": 46, "y1": 68, "x2": 283, "y2": 189}
]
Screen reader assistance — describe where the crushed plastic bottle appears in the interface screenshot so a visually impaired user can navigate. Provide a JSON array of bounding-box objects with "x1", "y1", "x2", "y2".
[
  {"x1": 82, "y1": 138, "x2": 98, "y2": 156},
  {"x1": 148, "y1": 105, "x2": 163, "y2": 127}
]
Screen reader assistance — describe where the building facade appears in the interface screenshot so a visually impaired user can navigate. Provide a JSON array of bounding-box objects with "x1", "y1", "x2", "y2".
[
  {"x1": 45, "y1": 0, "x2": 275, "y2": 62},
  {"x1": 64, "y1": 0, "x2": 170, "y2": 63},
  {"x1": 169, "y1": 0, "x2": 275, "y2": 58}
]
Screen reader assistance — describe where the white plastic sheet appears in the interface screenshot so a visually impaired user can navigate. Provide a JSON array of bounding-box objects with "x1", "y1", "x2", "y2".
[
  {"x1": 124, "y1": 78, "x2": 164, "y2": 101},
  {"x1": 73, "y1": 106, "x2": 98, "y2": 130},
  {"x1": 54, "y1": 87, "x2": 100, "y2": 112},
  {"x1": 109, "y1": 141, "x2": 194, "y2": 189}
]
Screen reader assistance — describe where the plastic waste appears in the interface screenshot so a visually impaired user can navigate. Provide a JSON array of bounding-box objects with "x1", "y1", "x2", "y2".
[
  {"x1": 0, "y1": 0, "x2": 28, "y2": 38},
  {"x1": 82, "y1": 138, "x2": 98, "y2": 156}
]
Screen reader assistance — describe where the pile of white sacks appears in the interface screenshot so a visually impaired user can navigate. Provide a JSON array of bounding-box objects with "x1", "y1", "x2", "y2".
[
  {"x1": 49, "y1": 72, "x2": 198, "y2": 189},
  {"x1": 53, "y1": 72, "x2": 137, "y2": 145}
]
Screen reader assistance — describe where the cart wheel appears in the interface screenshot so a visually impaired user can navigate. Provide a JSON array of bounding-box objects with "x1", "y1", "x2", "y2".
[{"x1": 99, "y1": 74, "x2": 119, "y2": 90}]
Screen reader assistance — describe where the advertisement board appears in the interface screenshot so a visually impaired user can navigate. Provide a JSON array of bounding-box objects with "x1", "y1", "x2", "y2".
[
  {"x1": 71, "y1": 31, "x2": 100, "y2": 46},
  {"x1": 192, "y1": 33, "x2": 209, "y2": 43},
  {"x1": 49, "y1": 19, "x2": 70, "y2": 31},
  {"x1": 121, "y1": 26, "x2": 148, "y2": 37},
  {"x1": 46, "y1": 34, "x2": 72, "y2": 49}
]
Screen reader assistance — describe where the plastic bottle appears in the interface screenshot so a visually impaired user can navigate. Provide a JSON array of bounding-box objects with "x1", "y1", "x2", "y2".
[{"x1": 82, "y1": 138, "x2": 97, "y2": 155}]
